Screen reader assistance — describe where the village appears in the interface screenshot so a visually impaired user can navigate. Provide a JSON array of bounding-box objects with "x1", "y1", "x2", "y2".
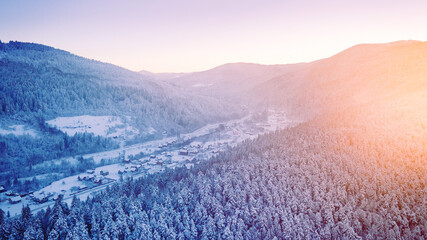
[{"x1": 0, "y1": 110, "x2": 293, "y2": 216}]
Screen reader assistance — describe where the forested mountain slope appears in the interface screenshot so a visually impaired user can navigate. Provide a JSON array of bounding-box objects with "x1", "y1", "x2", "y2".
[
  {"x1": 1, "y1": 96, "x2": 424, "y2": 239},
  {"x1": 0, "y1": 41, "x2": 241, "y2": 132}
]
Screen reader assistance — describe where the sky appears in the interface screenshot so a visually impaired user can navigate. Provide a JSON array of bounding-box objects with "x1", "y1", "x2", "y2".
[{"x1": 1, "y1": 0, "x2": 427, "y2": 73}]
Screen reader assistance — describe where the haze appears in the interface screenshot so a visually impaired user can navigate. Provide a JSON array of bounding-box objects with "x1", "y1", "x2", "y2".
[{"x1": 1, "y1": 0, "x2": 427, "y2": 72}]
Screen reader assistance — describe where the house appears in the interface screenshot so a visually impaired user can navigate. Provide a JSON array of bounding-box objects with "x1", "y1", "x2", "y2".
[
  {"x1": 82, "y1": 175, "x2": 95, "y2": 181},
  {"x1": 86, "y1": 170, "x2": 95, "y2": 174},
  {"x1": 179, "y1": 149, "x2": 188, "y2": 155},
  {"x1": 189, "y1": 148, "x2": 199, "y2": 155},
  {"x1": 5, "y1": 190, "x2": 15, "y2": 196},
  {"x1": 9, "y1": 196, "x2": 22, "y2": 204},
  {"x1": 32, "y1": 193, "x2": 48, "y2": 203},
  {"x1": 0, "y1": 186, "x2": 5, "y2": 193},
  {"x1": 20, "y1": 192, "x2": 29, "y2": 197},
  {"x1": 150, "y1": 154, "x2": 156, "y2": 159}
]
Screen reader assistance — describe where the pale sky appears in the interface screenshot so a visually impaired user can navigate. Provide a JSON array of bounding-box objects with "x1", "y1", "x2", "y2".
[{"x1": 1, "y1": 0, "x2": 426, "y2": 73}]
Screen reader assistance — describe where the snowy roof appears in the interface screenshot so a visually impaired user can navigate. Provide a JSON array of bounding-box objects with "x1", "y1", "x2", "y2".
[
  {"x1": 33, "y1": 193, "x2": 47, "y2": 200},
  {"x1": 10, "y1": 196, "x2": 22, "y2": 202}
]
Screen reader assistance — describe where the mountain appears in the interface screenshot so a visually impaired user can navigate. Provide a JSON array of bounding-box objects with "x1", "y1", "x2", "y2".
[
  {"x1": 252, "y1": 40, "x2": 427, "y2": 118},
  {"x1": 1, "y1": 40, "x2": 425, "y2": 239},
  {"x1": 0, "y1": 41, "x2": 242, "y2": 134},
  {"x1": 2, "y1": 40, "x2": 424, "y2": 134},
  {"x1": 152, "y1": 40, "x2": 426, "y2": 120},
  {"x1": 138, "y1": 70, "x2": 188, "y2": 81},
  {"x1": 156, "y1": 62, "x2": 297, "y2": 102}
]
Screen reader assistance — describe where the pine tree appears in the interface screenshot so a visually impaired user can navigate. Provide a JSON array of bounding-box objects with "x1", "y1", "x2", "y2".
[
  {"x1": 66, "y1": 220, "x2": 90, "y2": 240},
  {"x1": 11, "y1": 217, "x2": 25, "y2": 240},
  {"x1": 0, "y1": 209, "x2": 4, "y2": 226},
  {"x1": 23, "y1": 218, "x2": 44, "y2": 240},
  {"x1": 90, "y1": 214, "x2": 100, "y2": 240},
  {"x1": 47, "y1": 229, "x2": 59, "y2": 240},
  {"x1": 52, "y1": 212, "x2": 69, "y2": 240}
]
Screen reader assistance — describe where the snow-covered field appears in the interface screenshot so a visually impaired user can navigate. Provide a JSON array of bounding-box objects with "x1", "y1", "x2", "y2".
[
  {"x1": 46, "y1": 115, "x2": 139, "y2": 138},
  {"x1": 0, "y1": 124, "x2": 38, "y2": 137}
]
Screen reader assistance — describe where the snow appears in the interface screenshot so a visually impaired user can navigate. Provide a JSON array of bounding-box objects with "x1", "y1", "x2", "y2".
[
  {"x1": 46, "y1": 115, "x2": 139, "y2": 138},
  {"x1": 146, "y1": 127, "x2": 157, "y2": 135},
  {"x1": 189, "y1": 141, "x2": 203, "y2": 148},
  {"x1": 0, "y1": 110, "x2": 296, "y2": 217},
  {"x1": 10, "y1": 196, "x2": 22, "y2": 202},
  {"x1": 0, "y1": 124, "x2": 37, "y2": 137}
]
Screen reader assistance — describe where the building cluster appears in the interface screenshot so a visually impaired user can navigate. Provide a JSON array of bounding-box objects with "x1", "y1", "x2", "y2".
[{"x1": 78, "y1": 170, "x2": 108, "y2": 184}]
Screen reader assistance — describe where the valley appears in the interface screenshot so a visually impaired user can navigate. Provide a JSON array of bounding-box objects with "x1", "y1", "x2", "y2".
[
  {"x1": 0, "y1": 40, "x2": 425, "y2": 239},
  {"x1": 0, "y1": 110, "x2": 294, "y2": 216}
]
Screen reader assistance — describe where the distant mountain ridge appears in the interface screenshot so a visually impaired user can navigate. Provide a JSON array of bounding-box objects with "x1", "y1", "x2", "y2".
[
  {"x1": 138, "y1": 70, "x2": 188, "y2": 81},
  {"x1": 146, "y1": 62, "x2": 301, "y2": 105},
  {"x1": 145, "y1": 40, "x2": 426, "y2": 120},
  {"x1": 252, "y1": 40, "x2": 427, "y2": 118}
]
